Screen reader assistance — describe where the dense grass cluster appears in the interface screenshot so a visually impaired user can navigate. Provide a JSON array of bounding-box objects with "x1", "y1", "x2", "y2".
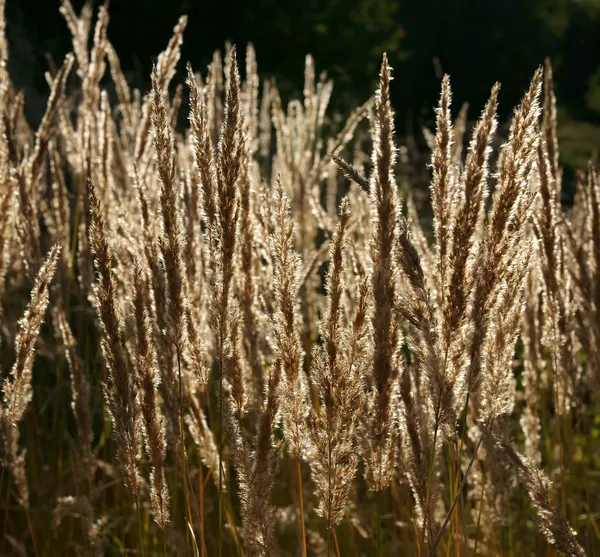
[{"x1": 1, "y1": 2, "x2": 599, "y2": 555}]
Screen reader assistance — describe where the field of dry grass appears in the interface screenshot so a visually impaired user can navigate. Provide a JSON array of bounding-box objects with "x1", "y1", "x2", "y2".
[{"x1": 1, "y1": 2, "x2": 599, "y2": 556}]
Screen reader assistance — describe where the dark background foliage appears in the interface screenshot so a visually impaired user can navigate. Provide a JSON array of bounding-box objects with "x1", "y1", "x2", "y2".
[{"x1": 6, "y1": 0, "x2": 600, "y2": 174}]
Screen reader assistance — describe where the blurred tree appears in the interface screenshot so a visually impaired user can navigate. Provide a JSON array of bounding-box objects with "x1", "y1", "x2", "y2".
[
  {"x1": 395, "y1": 0, "x2": 572, "y2": 126},
  {"x1": 4, "y1": 0, "x2": 600, "y2": 176},
  {"x1": 586, "y1": 67, "x2": 600, "y2": 115}
]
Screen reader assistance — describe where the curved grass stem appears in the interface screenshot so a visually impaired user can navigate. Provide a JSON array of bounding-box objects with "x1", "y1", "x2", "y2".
[{"x1": 297, "y1": 456, "x2": 307, "y2": 557}]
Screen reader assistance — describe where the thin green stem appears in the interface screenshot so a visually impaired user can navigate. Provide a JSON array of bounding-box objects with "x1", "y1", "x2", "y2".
[
  {"x1": 450, "y1": 391, "x2": 471, "y2": 553},
  {"x1": 508, "y1": 488, "x2": 514, "y2": 557},
  {"x1": 420, "y1": 393, "x2": 443, "y2": 551},
  {"x1": 377, "y1": 489, "x2": 383, "y2": 556},
  {"x1": 135, "y1": 492, "x2": 145, "y2": 557},
  {"x1": 443, "y1": 444, "x2": 455, "y2": 557},
  {"x1": 177, "y1": 345, "x2": 192, "y2": 551},
  {"x1": 549, "y1": 352, "x2": 567, "y2": 520},
  {"x1": 0, "y1": 466, "x2": 5, "y2": 511},
  {"x1": 25, "y1": 507, "x2": 39, "y2": 557},
  {"x1": 428, "y1": 419, "x2": 491, "y2": 557},
  {"x1": 472, "y1": 459, "x2": 487, "y2": 557},
  {"x1": 218, "y1": 335, "x2": 224, "y2": 557},
  {"x1": 297, "y1": 456, "x2": 307, "y2": 557},
  {"x1": 327, "y1": 422, "x2": 332, "y2": 557},
  {"x1": 1, "y1": 469, "x2": 9, "y2": 556},
  {"x1": 333, "y1": 527, "x2": 341, "y2": 557},
  {"x1": 200, "y1": 462, "x2": 205, "y2": 557}
]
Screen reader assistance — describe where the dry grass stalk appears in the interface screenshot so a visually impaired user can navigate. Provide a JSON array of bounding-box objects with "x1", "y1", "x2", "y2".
[
  {"x1": 16, "y1": 54, "x2": 73, "y2": 274},
  {"x1": 230, "y1": 361, "x2": 281, "y2": 557},
  {"x1": 309, "y1": 198, "x2": 367, "y2": 530},
  {"x1": 0, "y1": 244, "x2": 60, "y2": 508},
  {"x1": 532, "y1": 64, "x2": 579, "y2": 415},
  {"x1": 53, "y1": 496, "x2": 107, "y2": 557},
  {"x1": 56, "y1": 310, "x2": 95, "y2": 488},
  {"x1": 187, "y1": 62, "x2": 218, "y2": 231},
  {"x1": 430, "y1": 75, "x2": 454, "y2": 295},
  {"x1": 151, "y1": 66, "x2": 188, "y2": 354},
  {"x1": 395, "y1": 220, "x2": 444, "y2": 534},
  {"x1": 131, "y1": 261, "x2": 170, "y2": 530},
  {"x1": 331, "y1": 154, "x2": 370, "y2": 193},
  {"x1": 88, "y1": 179, "x2": 141, "y2": 496},
  {"x1": 467, "y1": 68, "x2": 543, "y2": 395},
  {"x1": 271, "y1": 180, "x2": 307, "y2": 458},
  {"x1": 497, "y1": 441, "x2": 586, "y2": 557},
  {"x1": 361, "y1": 53, "x2": 401, "y2": 493},
  {"x1": 479, "y1": 244, "x2": 532, "y2": 422},
  {"x1": 0, "y1": 7, "x2": 595, "y2": 554},
  {"x1": 520, "y1": 264, "x2": 544, "y2": 464},
  {"x1": 443, "y1": 83, "x2": 499, "y2": 352}
]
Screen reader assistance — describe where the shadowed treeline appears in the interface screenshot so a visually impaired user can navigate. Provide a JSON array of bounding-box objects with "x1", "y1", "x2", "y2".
[{"x1": 5, "y1": 0, "x2": 600, "y2": 175}]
